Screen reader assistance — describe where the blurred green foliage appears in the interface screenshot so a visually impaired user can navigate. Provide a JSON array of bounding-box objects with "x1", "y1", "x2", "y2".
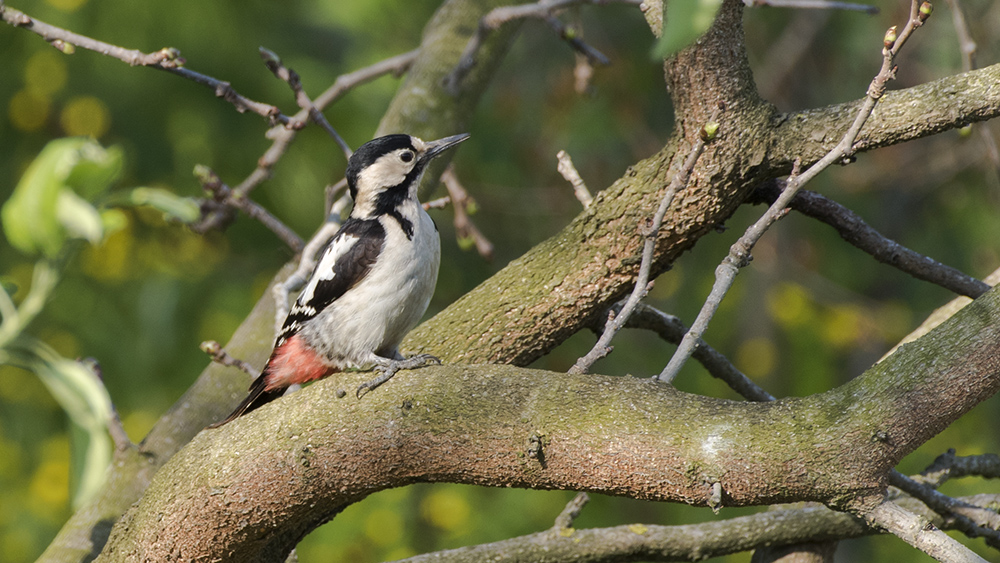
[{"x1": 2, "y1": 0, "x2": 999, "y2": 562}]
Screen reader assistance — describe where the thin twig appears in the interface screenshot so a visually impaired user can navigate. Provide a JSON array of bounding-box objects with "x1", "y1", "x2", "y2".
[
  {"x1": 658, "y1": 1, "x2": 929, "y2": 383},
  {"x1": 553, "y1": 492, "x2": 590, "y2": 530},
  {"x1": 200, "y1": 340, "x2": 261, "y2": 378},
  {"x1": 83, "y1": 358, "x2": 135, "y2": 452},
  {"x1": 913, "y1": 449, "x2": 1000, "y2": 488},
  {"x1": 259, "y1": 47, "x2": 353, "y2": 161},
  {"x1": 944, "y1": 0, "x2": 976, "y2": 71},
  {"x1": 569, "y1": 112, "x2": 720, "y2": 375},
  {"x1": 751, "y1": 0, "x2": 879, "y2": 13},
  {"x1": 0, "y1": 4, "x2": 286, "y2": 124},
  {"x1": 444, "y1": 0, "x2": 641, "y2": 93},
  {"x1": 750, "y1": 181, "x2": 991, "y2": 299},
  {"x1": 197, "y1": 50, "x2": 418, "y2": 234},
  {"x1": 391, "y1": 494, "x2": 998, "y2": 563},
  {"x1": 423, "y1": 196, "x2": 452, "y2": 210},
  {"x1": 191, "y1": 166, "x2": 304, "y2": 253},
  {"x1": 441, "y1": 165, "x2": 494, "y2": 260},
  {"x1": 943, "y1": 0, "x2": 1000, "y2": 173},
  {"x1": 890, "y1": 471, "x2": 1000, "y2": 547},
  {"x1": 862, "y1": 499, "x2": 989, "y2": 563},
  {"x1": 542, "y1": 14, "x2": 609, "y2": 66},
  {"x1": 618, "y1": 304, "x2": 775, "y2": 402},
  {"x1": 556, "y1": 150, "x2": 593, "y2": 209},
  {"x1": 324, "y1": 178, "x2": 350, "y2": 220}
]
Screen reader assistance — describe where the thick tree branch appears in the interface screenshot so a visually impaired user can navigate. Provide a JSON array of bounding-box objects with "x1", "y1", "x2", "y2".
[
  {"x1": 95, "y1": 284, "x2": 1000, "y2": 561},
  {"x1": 771, "y1": 63, "x2": 1000, "y2": 171}
]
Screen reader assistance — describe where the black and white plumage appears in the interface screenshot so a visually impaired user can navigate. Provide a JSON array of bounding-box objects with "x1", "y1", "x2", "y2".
[{"x1": 211, "y1": 133, "x2": 469, "y2": 427}]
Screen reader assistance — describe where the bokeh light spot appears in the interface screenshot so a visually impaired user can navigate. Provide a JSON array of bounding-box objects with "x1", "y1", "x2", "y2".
[
  {"x1": 9, "y1": 90, "x2": 50, "y2": 132},
  {"x1": 735, "y1": 337, "x2": 777, "y2": 380},
  {"x1": 60, "y1": 96, "x2": 111, "y2": 138},
  {"x1": 420, "y1": 487, "x2": 471, "y2": 533},
  {"x1": 24, "y1": 50, "x2": 68, "y2": 96},
  {"x1": 767, "y1": 282, "x2": 812, "y2": 328},
  {"x1": 363, "y1": 508, "x2": 403, "y2": 546},
  {"x1": 822, "y1": 305, "x2": 863, "y2": 348},
  {"x1": 44, "y1": 0, "x2": 89, "y2": 12}
]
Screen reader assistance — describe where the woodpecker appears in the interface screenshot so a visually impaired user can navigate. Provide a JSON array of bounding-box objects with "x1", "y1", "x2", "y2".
[{"x1": 210, "y1": 132, "x2": 469, "y2": 427}]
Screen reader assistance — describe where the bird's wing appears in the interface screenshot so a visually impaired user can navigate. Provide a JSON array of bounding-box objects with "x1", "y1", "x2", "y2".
[{"x1": 276, "y1": 218, "x2": 386, "y2": 345}]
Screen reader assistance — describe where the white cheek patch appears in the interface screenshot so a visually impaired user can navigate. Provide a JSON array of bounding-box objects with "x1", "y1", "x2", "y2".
[{"x1": 356, "y1": 152, "x2": 415, "y2": 194}]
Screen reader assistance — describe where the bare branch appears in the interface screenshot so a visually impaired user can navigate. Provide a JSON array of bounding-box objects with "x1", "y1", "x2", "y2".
[
  {"x1": 569, "y1": 114, "x2": 717, "y2": 375},
  {"x1": 444, "y1": 0, "x2": 641, "y2": 93},
  {"x1": 889, "y1": 471, "x2": 1000, "y2": 547},
  {"x1": 750, "y1": 0, "x2": 879, "y2": 13},
  {"x1": 83, "y1": 359, "x2": 135, "y2": 453},
  {"x1": 191, "y1": 165, "x2": 304, "y2": 253},
  {"x1": 200, "y1": 340, "x2": 261, "y2": 378},
  {"x1": 423, "y1": 196, "x2": 452, "y2": 210},
  {"x1": 620, "y1": 304, "x2": 775, "y2": 402},
  {"x1": 556, "y1": 150, "x2": 593, "y2": 208},
  {"x1": 393, "y1": 495, "x2": 998, "y2": 563},
  {"x1": 441, "y1": 165, "x2": 495, "y2": 260},
  {"x1": 658, "y1": 3, "x2": 929, "y2": 383},
  {"x1": 750, "y1": 181, "x2": 991, "y2": 299},
  {"x1": 553, "y1": 492, "x2": 590, "y2": 530},
  {"x1": 915, "y1": 449, "x2": 1000, "y2": 488},
  {"x1": 862, "y1": 499, "x2": 988, "y2": 563},
  {"x1": 259, "y1": 47, "x2": 353, "y2": 161},
  {"x1": 0, "y1": 4, "x2": 287, "y2": 123},
  {"x1": 945, "y1": 0, "x2": 977, "y2": 71},
  {"x1": 196, "y1": 50, "x2": 418, "y2": 234},
  {"x1": 943, "y1": 0, "x2": 1000, "y2": 174}
]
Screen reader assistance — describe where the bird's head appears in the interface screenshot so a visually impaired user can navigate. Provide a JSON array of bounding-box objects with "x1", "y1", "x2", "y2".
[{"x1": 345, "y1": 133, "x2": 469, "y2": 218}]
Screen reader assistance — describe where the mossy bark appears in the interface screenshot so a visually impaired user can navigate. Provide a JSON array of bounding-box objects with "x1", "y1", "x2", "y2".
[{"x1": 95, "y1": 285, "x2": 1000, "y2": 562}]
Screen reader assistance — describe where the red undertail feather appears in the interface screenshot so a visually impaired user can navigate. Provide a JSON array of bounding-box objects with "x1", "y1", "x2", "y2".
[
  {"x1": 208, "y1": 335, "x2": 335, "y2": 428},
  {"x1": 264, "y1": 334, "x2": 337, "y2": 389}
]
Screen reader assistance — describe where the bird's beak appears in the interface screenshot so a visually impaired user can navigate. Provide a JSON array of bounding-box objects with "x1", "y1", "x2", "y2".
[{"x1": 421, "y1": 133, "x2": 470, "y2": 161}]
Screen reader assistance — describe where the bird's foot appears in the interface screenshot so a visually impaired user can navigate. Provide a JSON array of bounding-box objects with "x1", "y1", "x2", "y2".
[{"x1": 356, "y1": 354, "x2": 441, "y2": 399}]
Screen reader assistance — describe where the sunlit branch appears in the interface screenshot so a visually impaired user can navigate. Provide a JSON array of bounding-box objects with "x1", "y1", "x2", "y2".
[{"x1": 556, "y1": 150, "x2": 593, "y2": 209}]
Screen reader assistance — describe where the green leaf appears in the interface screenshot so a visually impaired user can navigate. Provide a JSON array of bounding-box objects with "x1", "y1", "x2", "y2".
[
  {"x1": 2, "y1": 339, "x2": 113, "y2": 508},
  {"x1": 57, "y1": 190, "x2": 105, "y2": 245},
  {"x1": 128, "y1": 187, "x2": 201, "y2": 222},
  {"x1": 1, "y1": 138, "x2": 124, "y2": 257},
  {"x1": 65, "y1": 142, "x2": 123, "y2": 200},
  {"x1": 652, "y1": 0, "x2": 722, "y2": 59}
]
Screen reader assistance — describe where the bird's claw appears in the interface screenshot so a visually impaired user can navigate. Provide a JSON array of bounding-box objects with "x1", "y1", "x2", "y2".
[{"x1": 356, "y1": 354, "x2": 441, "y2": 399}]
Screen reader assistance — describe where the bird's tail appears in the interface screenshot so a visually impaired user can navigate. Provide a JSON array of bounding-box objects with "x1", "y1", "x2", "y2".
[{"x1": 208, "y1": 375, "x2": 284, "y2": 428}]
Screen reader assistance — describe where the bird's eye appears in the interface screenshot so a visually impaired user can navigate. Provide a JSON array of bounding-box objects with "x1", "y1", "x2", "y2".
[{"x1": 400, "y1": 151, "x2": 414, "y2": 163}]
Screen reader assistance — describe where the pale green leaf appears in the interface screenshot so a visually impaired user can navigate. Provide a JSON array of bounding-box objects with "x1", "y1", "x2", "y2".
[{"x1": 653, "y1": 0, "x2": 723, "y2": 59}]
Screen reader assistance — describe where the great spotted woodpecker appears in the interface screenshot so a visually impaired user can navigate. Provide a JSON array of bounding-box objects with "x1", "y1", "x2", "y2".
[{"x1": 211, "y1": 133, "x2": 469, "y2": 427}]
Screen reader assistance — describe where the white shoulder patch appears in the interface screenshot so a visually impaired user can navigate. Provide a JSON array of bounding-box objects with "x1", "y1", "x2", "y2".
[{"x1": 298, "y1": 232, "x2": 360, "y2": 305}]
